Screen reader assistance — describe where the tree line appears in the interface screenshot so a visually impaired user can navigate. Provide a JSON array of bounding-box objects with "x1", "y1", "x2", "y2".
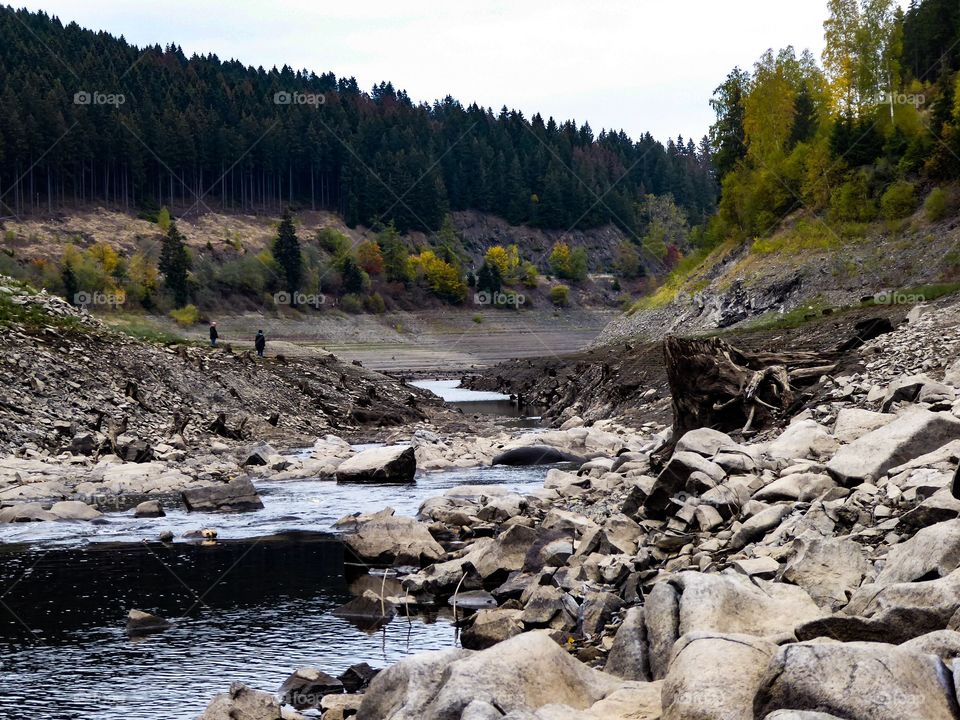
[{"x1": 0, "y1": 5, "x2": 717, "y2": 243}]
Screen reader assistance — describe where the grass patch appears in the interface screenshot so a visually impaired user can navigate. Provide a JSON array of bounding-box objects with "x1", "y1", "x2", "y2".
[
  {"x1": 104, "y1": 315, "x2": 189, "y2": 344},
  {"x1": 0, "y1": 283, "x2": 84, "y2": 330},
  {"x1": 751, "y1": 219, "x2": 845, "y2": 255},
  {"x1": 628, "y1": 250, "x2": 709, "y2": 313},
  {"x1": 740, "y1": 297, "x2": 835, "y2": 332}
]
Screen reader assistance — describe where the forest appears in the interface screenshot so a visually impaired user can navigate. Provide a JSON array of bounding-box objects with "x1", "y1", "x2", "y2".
[
  {"x1": 703, "y1": 0, "x2": 960, "y2": 253},
  {"x1": 0, "y1": 5, "x2": 716, "y2": 236}
]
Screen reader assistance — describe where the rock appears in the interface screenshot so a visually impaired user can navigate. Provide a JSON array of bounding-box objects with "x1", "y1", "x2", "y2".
[
  {"x1": 521, "y1": 585, "x2": 578, "y2": 630},
  {"x1": 338, "y1": 508, "x2": 444, "y2": 566},
  {"x1": 491, "y1": 446, "x2": 585, "y2": 466},
  {"x1": 158, "y1": 530, "x2": 174, "y2": 542},
  {"x1": 579, "y1": 590, "x2": 623, "y2": 637},
  {"x1": 336, "y1": 445, "x2": 416, "y2": 483},
  {"x1": 182, "y1": 476, "x2": 263, "y2": 513},
  {"x1": 827, "y1": 407, "x2": 960, "y2": 485},
  {"x1": 782, "y1": 537, "x2": 871, "y2": 611},
  {"x1": 461, "y1": 608, "x2": 524, "y2": 650},
  {"x1": 198, "y1": 682, "x2": 282, "y2": 720},
  {"x1": 320, "y1": 693, "x2": 362, "y2": 720},
  {"x1": 337, "y1": 662, "x2": 379, "y2": 692},
  {"x1": 356, "y1": 630, "x2": 622, "y2": 719},
  {"x1": 644, "y1": 572, "x2": 823, "y2": 679},
  {"x1": 240, "y1": 442, "x2": 277, "y2": 467},
  {"x1": 729, "y1": 504, "x2": 793, "y2": 550},
  {"x1": 754, "y1": 473, "x2": 837, "y2": 502},
  {"x1": 113, "y1": 433, "x2": 154, "y2": 463},
  {"x1": 870, "y1": 519, "x2": 960, "y2": 589},
  {"x1": 50, "y1": 500, "x2": 103, "y2": 520},
  {"x1": 278, "y1": 667, "x2": 343, "y2": 710},
  {"x1": 731, "y1": 556, "x2": 780, "y2": 579},
  {"x1": 766, "y1": 420, "x2": 838, "y2": 461},
  {"x1": 68, "y1": 431, "x2": 100, "y2": 455},
  {"x1": 605, "y1": 606, "x2": 650, "y2": 681},
  {"x1": 333, "y1": 590, "x2": 396, "y2": 632},
  {"x1": 754, "y1": 640, "x2": 959, "y2": 720},
  {"x1": 126, "y1": 609, "x2": 171, "y2": 636},
  {"x1": 134, "y1": 499, "x2": 165, "y2": 518},
  {"x1": 662, "y1": 632, "x2": 777, "y2": 720},
  {"x1": 832, "y1": 408, "x2": 894, "y2": 443},
  {"x1": 643, "y1": 451, "x2": 725, "y2": 518},
  {"x1": 0, "y1": 502, "x2": 62, "y2": 522},
  {"x1": 674, "y1": 427, "x2": 746, "y2": 457},
  {"x1": 449, "y1": 589, "x2": 497, "y2": 611}
]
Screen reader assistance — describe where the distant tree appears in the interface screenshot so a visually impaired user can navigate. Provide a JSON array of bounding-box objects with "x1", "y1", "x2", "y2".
[
  {"x1": 357, "y1": 240, "x2": 385, "y2": 275},
  {"x1": 476, "y1": 261, "x2": 502, "y2": 295},
  {"x1": 613, "y1": 240, "x2": 642, "y2": 278},
  {"x1": 273, "y1": 208, "x2": 303, "y2": 303},
  {"x1": 159, "y1": 221, "x2": 191, "y2": 307},
  {"x1": 709, "y1": 67, "x2": 751, "y2": 180},
  {"x1": 340, "y1": 256, "x2": 369, "y2": 295},
  {"x1": 61, "y1": 260, "x2": 78, "y2": 305}
]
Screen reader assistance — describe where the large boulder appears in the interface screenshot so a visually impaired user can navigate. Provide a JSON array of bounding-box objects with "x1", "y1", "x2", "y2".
[
  {"x1": 832, "y1": 408, "x2": 894, "y2": 443},
  {"x1": 50, "y1": 500, "x2": 103, "y2": 520},
  {"x1": 766, "y1": 420, "x2": 838, "y2": 461},
  {"x1": 754, "y1": 640, "x2": 959, "y2": 720},
  {"x1": 643, "y1": 452, "x2": 726, "y2": 518},
  {"x1": 460, "y1": 608, "x2": 524, "y2": 650},
  {"x1": 491, "y1": 446, "x2": 585, "y2": 466},
  {"x1": 278, "y1": 667, "x2": 343, "y2": 710},
  {"x1": 126, "y1": 609, "x2": 171, "y2": 636},
  {"x1": 337, "y1": 508, "x2": 444, "y2": 566},
  {"x1": 869, "y1": 519, "x2": 960, "y2": 589},
  {"x1": 674, "y1": 428, "x2": 746, "y2": 458},
  {"x1": 645, "y1": 572, "x2": 823, "y2": 679},
  {"x1": 604, "y1": 606, "x2": 651, "y2": 681},
  {"x1": 662, "y1": 632, "x2": 777, "y2": 720},
  {"x1": 781, "y1": 537, "x2": 871, "y2": 611},
  {"x1": 356, "y1": 631, "x2": 623, "y2": 720},
  {"x1": 827, "y1": 407, "x2": 960, "y2": 484},
  {"x1": 336, "y1": 446, "x2": 416, "y2": 483},
  {"x1": 182, "y1": 477, "x2": 264, "y2": 512},
  {"x1": 0, "y1": 503, "x2": 58, "y2": 522},
  {"x1": 197, "y1": 682, "x2": 282, "y2": 720}
]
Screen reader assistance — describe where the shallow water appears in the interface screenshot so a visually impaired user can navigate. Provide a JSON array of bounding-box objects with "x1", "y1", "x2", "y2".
[{"x1": 0, "y1": 464, "x2": 551, "y2": 719}]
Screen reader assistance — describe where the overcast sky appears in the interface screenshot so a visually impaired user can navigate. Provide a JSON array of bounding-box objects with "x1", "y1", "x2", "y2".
[{"x1": 21, "y1": 0, "x2": 910, "y2": 143}]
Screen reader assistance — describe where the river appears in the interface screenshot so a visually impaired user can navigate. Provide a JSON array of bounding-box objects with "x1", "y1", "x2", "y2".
[{"x1": 0, "y1": 381, "x2": 548, "y2": 719}]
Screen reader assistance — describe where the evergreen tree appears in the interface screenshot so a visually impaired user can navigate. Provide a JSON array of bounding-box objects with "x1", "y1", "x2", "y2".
[
  {"x1": 61, "y1": 261, "x2": 79, "y2": 306},
  {"x1": 273, "y1": 207, "x2": 303, "y2": 303},
  {"x1": 159, "y1": 221, "x2": 191, "y2": 307}
]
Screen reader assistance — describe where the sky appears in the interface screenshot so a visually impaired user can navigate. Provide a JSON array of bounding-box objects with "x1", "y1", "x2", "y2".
[{"x1": 20, "y1": 0, "x2": 910, "y2": 144}]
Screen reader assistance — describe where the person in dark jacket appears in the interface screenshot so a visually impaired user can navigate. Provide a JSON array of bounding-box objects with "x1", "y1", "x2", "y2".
[
  {"x1": 255, "y1": 329, "x2": 266, "y2": 357},
  {"x1": 209, "y1": 321, "x2": 218, "y2": 347}
]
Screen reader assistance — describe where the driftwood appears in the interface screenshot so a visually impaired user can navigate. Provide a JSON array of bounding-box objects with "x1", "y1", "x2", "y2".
[{"x1": 664, "y1": 336, "x2": 837, "y2": 440}]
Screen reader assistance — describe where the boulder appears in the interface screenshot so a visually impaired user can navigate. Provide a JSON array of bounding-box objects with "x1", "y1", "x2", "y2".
[
  {"x1": 134, "y1": 500, "x2": 165, "y2": 518},
  {"x1": 113, "y1": 433, "x2": 154, "y2": 463},
  {"x1": 729, "y1": 504, "x2": 793, "y2": 550},
  {"x1": 832, "y1": 408, "x2": 894, "y2": 443},
  {"x1": 674, "y1": 428, "x2": 746, "y2": 458},
  {"x1": 126, "y1": 609, "x2": 171, "y2": 636},
  {"x1": 662, "y1": 632, "x2": 777, "y2": 720},
  {"x1": 0, "y1": 503, "x2": 59, "y2": 522},
  {"x1": 643, "y1": 452, "x2": 725, "y2": 518},
  {"x1": 766, "y1": 420, "x2": 838, "y2": 461},
  {"x1": 754, "y1": 473, "x2": 837, "y2": 503},
  {"x1": 278, "y1": 667, "x2": 343, "y2": 710},
  {"x1": 198, "y1": 682, "x2": 282, "y2": 720},
  {"x1": 869, "y1": 519, "x2": 960, "y2": 589},
  {"x1": 336, "y1": 446, "x2": 416, "y2": 483},
  {"x1": 754, "y1": 640, "x2": 959, "y2": 720},
  {"x1": 240, "y1": 442, "x2": 277, "y2": 467},
  {"x1": 50, "y1": 500, "x2": 103, "y2": 520},
  {"x1": 337, "y1": 662, "x2": 380, "y2": 692},
  {"x1": 827, "y1": 407, "x2": 960, "y2": 485},
  {"x1": 604, "y1": 606, "x2": 650, "y2": 681},
  {"x1": 337, "y1": 508, "x2": 444, "y2": 566},
  {"x1": 491, "y1": 446, "x2": 585, "y2": 466},
  {"x1": 333, "y1": 590, "x2": 396, "y2": 632},
  {"x1": 461, "y1": 608, "x2": 524, "y2": 650},
  {"x1": 182, "y1": 477, "x2": 264, "y2": 513},
  {"x1": 782, "y1": 537, "x2": 871, "y2": 611},
  {"x1": 579, "y1": 590, "x2": 623, "y2": 637},
  {"x1": 68, "y1": 431, "x2": 100, "y2": 455},
  {"x1": 644, "y1": 571, "x2": 823, "y2": 678},
  {"x1": 356, "y1": 631, "x2": 622, "y2": 720}
]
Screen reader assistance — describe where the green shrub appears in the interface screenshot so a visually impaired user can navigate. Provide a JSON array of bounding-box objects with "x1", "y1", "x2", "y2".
[
  {"x1": 829, "y1": 175, "x2": 877, "y2": 223},
  {"x1": 924, "y1": 187, "x2": 950, "y2": 222},
  {"x1": 472, "y1": 314, "x2": 483, "y2": 324},
  {"x1": 340, "y1": 293, "x2": 363, "y2": 314},
  {"x1": 880, "y1": 181, "x2": 917, "y2": 220},
  {"x1": 549, "y1": 284, "x2": 570, "y2": 307},
  {"x1": 364, "y1": 292, "x2": 386, "y2": 314},
  {"x1": 316, "y1": 227, "x2": 351, "y2": 256},
  {"x1": 169, "y1": 304, "x2": 200, "y2": 326}
]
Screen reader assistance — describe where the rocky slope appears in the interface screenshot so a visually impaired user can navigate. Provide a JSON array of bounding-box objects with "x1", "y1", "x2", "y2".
[
  {"x1": 601, "y1": 212, "x2": 960, "y2": 343},
  {"x1": 193, "y1": 292, "x2": 960, "y2": 719}
]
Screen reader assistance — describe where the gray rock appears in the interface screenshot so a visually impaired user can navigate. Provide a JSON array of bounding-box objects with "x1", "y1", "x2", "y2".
[
  {"x1": 0, "y1": 503, "x2": 63, "y2": 523},
  {"x1": 766, "y1": 420, "x2": 838, "y2": 461},
  {"x1": 729, "y1": 504, "x2": 793, "y2": 550},
  {"x1": 337, "y1": 508, "x2": 444, "y2": 566},
  {"x1": 278, "y1": 667, "x2": 343, "y2": 710},
  {"x1": 50, "y1": 500, "x2": 103, "y2": 520},
  {"x1": 126, "y1": 608, "x2": 171, "y2": 636},
  {"x1": 782, "y1": 537, "x2": 871, "y2": 611},
  {"x1": 643, "y1": 452, "x2": 725, "y2": 518},
  {"x1": 827, "y1": 407, "x2": 960, "y2": 485},
  {"x1": 832, "y1": 408, "x2": 894, "y2": 443},
  {"x1": 336, "y1": 445, "x2": 416, "y2": 483},
  {"x1": 604, "y1": 606, "x2": 650, "y2": 681},
  {"x1": 578, "y1": 590, "x2": 623, "y2": 637},
  {"x1": 461, "y1": 608, "x2": 524, "y2": 650},
  {"x1": 182, "y1": 477, "x2": 264, "y2": 513},
  {"x1": 197, "y1": 682, "x2": 282, "y2": 720},
  {"x1": 134, "y1": 500, "x2": 165, "y2": 518},
  {"x1": 240, "y1": 442, "x2": 277, "y2": 467}
]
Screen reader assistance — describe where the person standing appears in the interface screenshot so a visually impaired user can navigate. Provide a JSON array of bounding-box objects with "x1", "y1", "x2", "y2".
[
  {"x1": 209, "y1": 321, "x2": 218, "y2": 347},
  {"x1": 255, "y1": 329, "x2": 266, "y2": 357}
]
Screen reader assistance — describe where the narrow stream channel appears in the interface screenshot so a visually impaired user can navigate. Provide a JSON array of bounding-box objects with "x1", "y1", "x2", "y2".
[{"x1": 0, "y1": 381, "x2": 550, "y2": 719}]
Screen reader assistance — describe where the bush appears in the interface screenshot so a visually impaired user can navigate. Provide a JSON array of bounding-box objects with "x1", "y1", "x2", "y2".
[
  {"x1": 549, "y1": 284, "x2": 570, "y2": 307},
  {"x1": 340, "y1": 294, "x2": 363, "y2": 314},
  {"x1": 924, "y1": 187, "x2": 950, "y2": 222},
  {"x1": 316, "y1": 227, "x2": 351, "y2": 256},
  {"x1": 472, "y1": 314, "x2": 483, "y2": 324},
  {"x1": 880, "y1": 181, "x2": 917, "y2": 220},
  {"x1": 169, "y1": 304, "x2": 200, "y2": 326},
  {"x1": 829, "y1": 174, "x2": 877, "y2": 223},
  {"x1": 364, "y1": 292, "x2": 386, "y2": 314}
]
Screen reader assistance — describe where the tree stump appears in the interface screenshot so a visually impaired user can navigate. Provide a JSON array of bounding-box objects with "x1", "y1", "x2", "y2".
[{"x1": 664, "y1": 336, "x2": 836, "y2": 441}]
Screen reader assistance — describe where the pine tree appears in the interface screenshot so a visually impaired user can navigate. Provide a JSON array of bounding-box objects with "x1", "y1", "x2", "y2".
[
  {"x1": 159, "y1": 221, "x2": 191, "y2": 308},
  {"x1": 273, "y1": 208, "x2": 303, "y2": 304}
]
